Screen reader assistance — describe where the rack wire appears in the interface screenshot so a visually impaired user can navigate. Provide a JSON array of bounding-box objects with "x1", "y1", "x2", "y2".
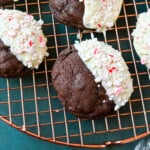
[{"x1": 0, "y1": 0, "x2": 150, "y2": 148}]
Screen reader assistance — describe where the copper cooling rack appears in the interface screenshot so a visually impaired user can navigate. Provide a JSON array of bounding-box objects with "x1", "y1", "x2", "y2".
[{"x1": 0, "y1": 0, "x2": 150, "y2": 148}]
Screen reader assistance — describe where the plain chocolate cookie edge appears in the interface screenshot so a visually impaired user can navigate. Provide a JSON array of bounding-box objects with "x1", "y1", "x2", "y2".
[
  {"x1": 51, "y1": 46, "x2": 114, "y2": 119},
  {"x1": 0, "y1": 0, "x2": 14, "y2": 5},
  {"x1": 0, "y1": 40, "x2": 31, "y2": 78},
  {"x1": 49, "y1": 0, "x2": 86, "y2": 29}
]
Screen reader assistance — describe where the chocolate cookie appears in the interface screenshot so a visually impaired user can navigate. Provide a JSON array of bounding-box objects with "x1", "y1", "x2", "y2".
[
  {"x1": 0, "y1": 0, "x2": 18, "y2": 5},
  {"x1": 49, "y1": 0, "x2": 123, "y2": 32},
  {"x1": 49, "y1": 0, "x2": 84, "y2": 29},
  {"x1": 0, "y1": 9, "x2": 48, "y2": 78},
  {"x1": 52, "y1": 46, "x2": 114, "y2": 119},
  {"x1": 0, "y1": 40, "x2": 31, "y2": 78},
  {"x1": 52, "y1": 39, "x2": 133, "y2": 119}
]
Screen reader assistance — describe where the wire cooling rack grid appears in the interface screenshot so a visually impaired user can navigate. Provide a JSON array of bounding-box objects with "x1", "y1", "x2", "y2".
[{"x1": 0, "y1": 0, "x2": 150, "y2": 148}]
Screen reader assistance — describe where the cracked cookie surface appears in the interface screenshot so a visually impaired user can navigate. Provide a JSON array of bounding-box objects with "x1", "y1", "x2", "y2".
[{"x1": 52, "y1": 46, "x2": 114, "y2": 119}]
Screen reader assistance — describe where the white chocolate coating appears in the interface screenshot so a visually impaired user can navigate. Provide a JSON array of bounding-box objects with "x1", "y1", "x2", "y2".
[
  {"x1": 132, "y1": 9, "x2": 150, "y2": 69},
  {"x1": 82, "y1": 0, "x2": 123, "y2": 32},
  {"x1": 74, "y1": 38, "x2": 133, "y2": 110},
  {"x1": 0, "y1": 9, "x2": 48, "y2": 69}
]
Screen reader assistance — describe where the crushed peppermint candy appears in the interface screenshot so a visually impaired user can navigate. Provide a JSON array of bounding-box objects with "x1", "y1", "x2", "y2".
[
  {"x1": 132, "y1": 9, "x2": 150, "y2": 70},
  {"x1": 0, "y1": 9, "x2": 48, "y2": 69},
  {"x1": 81, "y1": 0, "x2": 123, "y2": 32},
  {"x1": 74, "y1": 38, "x2": 133, "y2": 110}
]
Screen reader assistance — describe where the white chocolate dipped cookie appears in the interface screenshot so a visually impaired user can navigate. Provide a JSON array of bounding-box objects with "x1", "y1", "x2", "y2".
[
  {"x1": 82, "y1": 0, "x2": 123, "y2": 32},
  {"x1": 49, "y1": 0, "x2": 123, "y2": 32},
  {"x1": 132, "y1": 9, "x2": 150, "y2": 69},
  {"x1": 52, "y1": 38, "x2": 133, "y2": 119},
  {"x1": 74, "y1": 38, "x2": 133, "y2": 110},
  {"x1": 0, "y1": 9, "x2": 48, "y2": 78}
]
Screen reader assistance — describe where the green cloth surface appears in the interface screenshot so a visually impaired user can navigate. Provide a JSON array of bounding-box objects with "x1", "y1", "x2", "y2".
[{"x1": 0, "y1": 119, "x2": 149, "y2": 150}]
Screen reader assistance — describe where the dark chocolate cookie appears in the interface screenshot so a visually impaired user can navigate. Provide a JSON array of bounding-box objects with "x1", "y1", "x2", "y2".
[
  {"x1": 0, "y1": 40, "x2": 31, "y2": 78},
  {"x1": 52, "y1": 46, "x2": 114, "y2": 119},
  {"x1": 0, "y1": 0, "x2": 15, "y2": 5},
  {"x1": 49, "y1": 0, "x2": 85, "y2": 29}
]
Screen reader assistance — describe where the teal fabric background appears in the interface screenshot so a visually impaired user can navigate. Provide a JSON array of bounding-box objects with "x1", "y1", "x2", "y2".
[{"x1": 0, "y1": 119, "x2": 149, "y2": 150}]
